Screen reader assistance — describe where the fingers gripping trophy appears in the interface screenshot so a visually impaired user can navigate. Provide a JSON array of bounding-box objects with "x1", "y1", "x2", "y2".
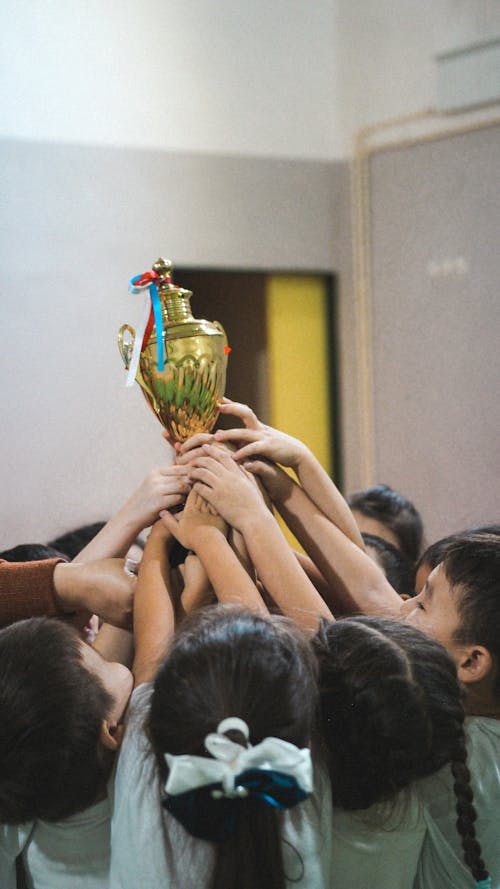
[{"x1": 118, "y1": 258, "x2": 230, "y2": 443}]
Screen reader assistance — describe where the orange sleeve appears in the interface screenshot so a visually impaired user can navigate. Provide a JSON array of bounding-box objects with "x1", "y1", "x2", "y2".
[{"x1": 0, "y1": 558, "x2": 66, "y2": 628}]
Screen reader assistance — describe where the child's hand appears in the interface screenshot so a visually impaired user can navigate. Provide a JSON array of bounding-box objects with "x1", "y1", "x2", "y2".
[
  {"x1": 217, "y1": 397, "x2": 264, "y2": 430},
  {"x1": 145, "y1": 516, "x2": 174, "y2": 545},
  {"x1": 124, "y1": 465, "x2": 191, "y2": 528},
  {"x1": 175, "y1": 432, "x2": 217, "y2": 466},
  {"x1": 187, "y1": 444, "x2": 269, "y2": 532},
  {"x1": 214, "y1": 424, "x2": 307, "y2": 471},
  {"x1": 160, "y1": 488, "x2": 227, "y2": 551},
  {"x1": 161, "y1": 429, "x2": 182, "y2": 456}
]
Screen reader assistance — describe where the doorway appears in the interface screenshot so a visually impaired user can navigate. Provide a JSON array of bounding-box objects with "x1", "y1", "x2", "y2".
[{"x1": 175, "y1": 268, "x2": 340, "y2": 485}]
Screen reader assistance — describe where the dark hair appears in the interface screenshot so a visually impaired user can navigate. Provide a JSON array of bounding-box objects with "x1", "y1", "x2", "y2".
[
  {"x1": 0, "y1": 543, "x2": 67, "y2": 562},
  {"x1": 148, "y1": 606, "x2": 317, "y2": 889},
  {"x1": 362, "y1": 532, "x2": 416, "y2": 598},
  {"x1": 348, "y1": 484, "x2": 423, "y2": 563},
  {"x1": 48, "y1": 522, "x2": 145, "y2": 561},
  {"x1": 415, "y1": 524, "x2": 500, "y2": 591},
  {"x1": 0, "y1": 618, "x2": 113, "y2": 823},
  {"x1": 47, "y1": 523, "x2": 107, "y2": 560},
  {"x1": 314, "y1": 615, "x2": 490, "y2": 885},
  {"x1": 314, "y1": 616, "x2": 464, "y2": 808},
  {"x1": 443, "y1": 530, "x2": 500, "y2": 703},
  {"x1": 415, "y1": 533, "x2": 459, "y2": 577}
]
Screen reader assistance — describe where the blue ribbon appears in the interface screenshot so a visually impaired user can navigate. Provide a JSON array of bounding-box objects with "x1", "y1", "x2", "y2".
[
  {"x1": 130, "y1": 274, "x2": 165, "y2": 373},
  {"x1": 162, "y1": 768, "x2": 309, "y2": 842}
]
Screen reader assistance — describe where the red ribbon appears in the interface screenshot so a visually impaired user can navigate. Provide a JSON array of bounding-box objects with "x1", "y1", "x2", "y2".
[{"x1": 132, "y1": 270, "x2": 171, "y2": 352}]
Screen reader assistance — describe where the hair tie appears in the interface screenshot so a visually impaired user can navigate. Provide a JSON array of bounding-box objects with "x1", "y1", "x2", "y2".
[
  {"x1": 475, "y1": 879, "x2": 492, "y2": 889},
  {"x1": 162, "y1": 718, "x2": 312, "y2": 842}
]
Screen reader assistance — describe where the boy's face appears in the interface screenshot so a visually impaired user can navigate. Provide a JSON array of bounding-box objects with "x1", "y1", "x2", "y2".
[
  {"x1": 352, "y1": 510, "x2": 400, "y2": 551},
  {"x1": 79, "y1": 641, "x2": 133, "y2": 725},
  {"x1": 401, "y1": 564, "x2": 462, "y2": 660}
]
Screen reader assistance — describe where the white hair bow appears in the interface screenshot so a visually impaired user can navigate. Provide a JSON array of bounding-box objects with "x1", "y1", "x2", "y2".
[{"x1": 164, "y1": 717, "x2": 312, "y2": 800}]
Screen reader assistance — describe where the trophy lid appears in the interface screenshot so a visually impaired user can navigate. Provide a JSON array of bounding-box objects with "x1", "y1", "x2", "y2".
[
  {"x1": 152, "y1": 257, "x2": 193, "y2": 301},
  {"x1": 150, "y1": 258, "x2": 223, "y2": 340}
]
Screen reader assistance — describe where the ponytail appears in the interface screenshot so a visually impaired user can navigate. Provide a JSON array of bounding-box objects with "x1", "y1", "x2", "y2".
[
  {"x1": 211, "y1": 801, "x2": 285, "y2": 889},
  {"x1": 149, "y1": 608, "x2": 317, "y2": 889}
]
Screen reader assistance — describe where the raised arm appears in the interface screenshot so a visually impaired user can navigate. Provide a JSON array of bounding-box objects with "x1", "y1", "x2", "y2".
[
  {"x1": 246, "y1": 458, "x2": 402, "y2": 618},
  {"x1": 73, "y1": 465, "x2": 191, "y2": 562},
  {"x1": 160, "y1": 490, "x2": 267, "y2": 615},
  {"x1": 208, "y1": 398, "x2": 363, "y2": 548},
  {"x1": 132, "y1": 521, "x2": 177, "y2": 687},
  {"x1": 186, "y1": 445, "x2": 333, "y2": 631}
]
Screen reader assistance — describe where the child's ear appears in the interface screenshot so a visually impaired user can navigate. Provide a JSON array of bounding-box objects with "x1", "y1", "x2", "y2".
[
  {"x1": 456, "y1": 645, "x2": 492, "y2": 685},
  {"x1": 100, "y1": 720, "x2": 125, "y2": 751}
]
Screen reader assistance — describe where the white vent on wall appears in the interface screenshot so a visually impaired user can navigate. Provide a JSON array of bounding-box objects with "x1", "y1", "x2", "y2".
[{"x1": 436, "y1": 38, "x2": 500, "y2": 112}]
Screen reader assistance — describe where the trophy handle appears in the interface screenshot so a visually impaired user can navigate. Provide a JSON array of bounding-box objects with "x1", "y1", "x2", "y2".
[
  {"x1": 118, "y1": 322, "x2": 158, "y2": 407},
  {"x1": 118, "y1": 324, "x2": 136, "y2": 370}
]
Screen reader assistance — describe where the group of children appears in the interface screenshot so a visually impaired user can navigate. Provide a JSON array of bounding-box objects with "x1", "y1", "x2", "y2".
[{"x1": 1, "y1": 397, "x2": 499, "y2": 889}]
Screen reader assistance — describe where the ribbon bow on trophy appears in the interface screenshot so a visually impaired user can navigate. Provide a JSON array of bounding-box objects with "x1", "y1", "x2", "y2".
[
  {"x1": 162, "y1": 717, "x2": 312, "y2": 842},
  {"x1": 125, "y1": 268, "x2": 166, "y2": 387}
]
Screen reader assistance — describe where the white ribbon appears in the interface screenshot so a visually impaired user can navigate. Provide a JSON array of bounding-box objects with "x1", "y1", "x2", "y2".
[
  {"x1": 164, "y1": 718, "x2": 312, "y2": 799},
  {"x1": 125, "y1": 289, "x2": 152, "y2": 388}
]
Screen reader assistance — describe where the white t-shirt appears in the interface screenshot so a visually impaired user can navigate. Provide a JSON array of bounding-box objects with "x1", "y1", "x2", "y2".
[
  {"x1": 0, "y1": 797, "x2": 110, "y2": 889},
  {"x1": 21, "y1": 797, "x2": 111, "y2": 889},
  {"x1": 325, "y1": 788, "x2": 426, "y2": 889},
  {"x1": 0, "y1": 823, "x2": 34, "y2": 889},
  {"x1": 110, "y1": 682, "x2": 332, "y2": 889},
  {"x1": 414, "y1": 716, "x2": 500, "y2": 889}
]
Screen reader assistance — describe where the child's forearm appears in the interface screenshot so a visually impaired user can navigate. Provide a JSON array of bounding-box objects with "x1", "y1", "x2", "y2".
[
  {"x1": 74, "y1": 507, "x2": 142, "y2": 562},
  {"x1": 238, "y1": 509, "x2": 333, "y2": 631},
  {"x1": 192, "y1": 527, "x2": 267, "y2": 614},
  {"x1": 92, "y1": 624, "x2": 134, "y2": 667},
  {"x1": 275, "y1": 484, "x2": 401, "y2": 617},
  {"x1": 133, "y1": 532, "x2": 175, "y2": 686},
  {"x1": 294, "y1": 551, "x2": 333, "y2": 602},
  {"x1": 292, "y1": 450, "x2": 364, "y2": 549},
  {"x1": 74, "y1": 467, "x2": 190, "y2": 562}
]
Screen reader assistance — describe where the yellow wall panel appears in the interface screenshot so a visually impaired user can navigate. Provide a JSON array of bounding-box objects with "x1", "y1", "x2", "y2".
[
  {"x1": 266, "y1": 275, "x2": 332, "y2": 550},
  {"x1": 266, "y1": 275, "x2": 332, "y2": 472}
]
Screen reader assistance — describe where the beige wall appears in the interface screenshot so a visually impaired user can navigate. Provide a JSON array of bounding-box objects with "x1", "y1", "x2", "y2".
[
  {"x1": 0, "y1": 138, "x2": 354, "y2": 547},
  {"x1": 360, "y1": 121, "x2": 500, "y2": 541}
]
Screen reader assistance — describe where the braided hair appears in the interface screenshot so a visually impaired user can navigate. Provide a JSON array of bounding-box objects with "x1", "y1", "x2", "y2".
[
  {"x1": 451, "y1": 730, "x2": 490, "y2": 884},
  {"x1": 314, "y1": 615, "x2": 491, "y2": 885},
  {"x1": 439, "y1": 529, "x2": 500, "y2": 885}
]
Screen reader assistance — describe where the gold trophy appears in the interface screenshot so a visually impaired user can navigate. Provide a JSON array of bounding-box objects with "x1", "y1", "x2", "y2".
[{"x1": 118, "y1": 258, "x2": 229, "y2": 443}]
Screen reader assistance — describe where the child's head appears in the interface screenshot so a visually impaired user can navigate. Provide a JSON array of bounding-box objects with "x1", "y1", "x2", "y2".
[
  {"x1": 314, "y1": 615, "x2": 490, "y2": 884},
  {"x1": 348, "y1": 483, "x2": 424, "y2": 563},
  {"x1": 0, "y1": 543, "x2": 67, "y2": 562},
  {"x1": 442, "y1": 531, "x2": 500, "y2": 703},
  {"x1": 48, "y1": 523, "x2": 107, "y2": 560},
  {"x1": 362, "y1": 532, "x2": 416, "y2": 598},
  {"x1": 0, "y1": 617, "x2": 132, "y2": 823},
  {"x1": 415, "y1": 524, "x2": 500, "y2": 595},
  {"x1": 314, "y1": 616, "x2": 464, "y2": 809},
  {"x1": 404, "y1": 531, "x2": 500, "y2": 705},
  {"x1": 148, "y1": 605, "x2": 317, "y2": 889}
]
